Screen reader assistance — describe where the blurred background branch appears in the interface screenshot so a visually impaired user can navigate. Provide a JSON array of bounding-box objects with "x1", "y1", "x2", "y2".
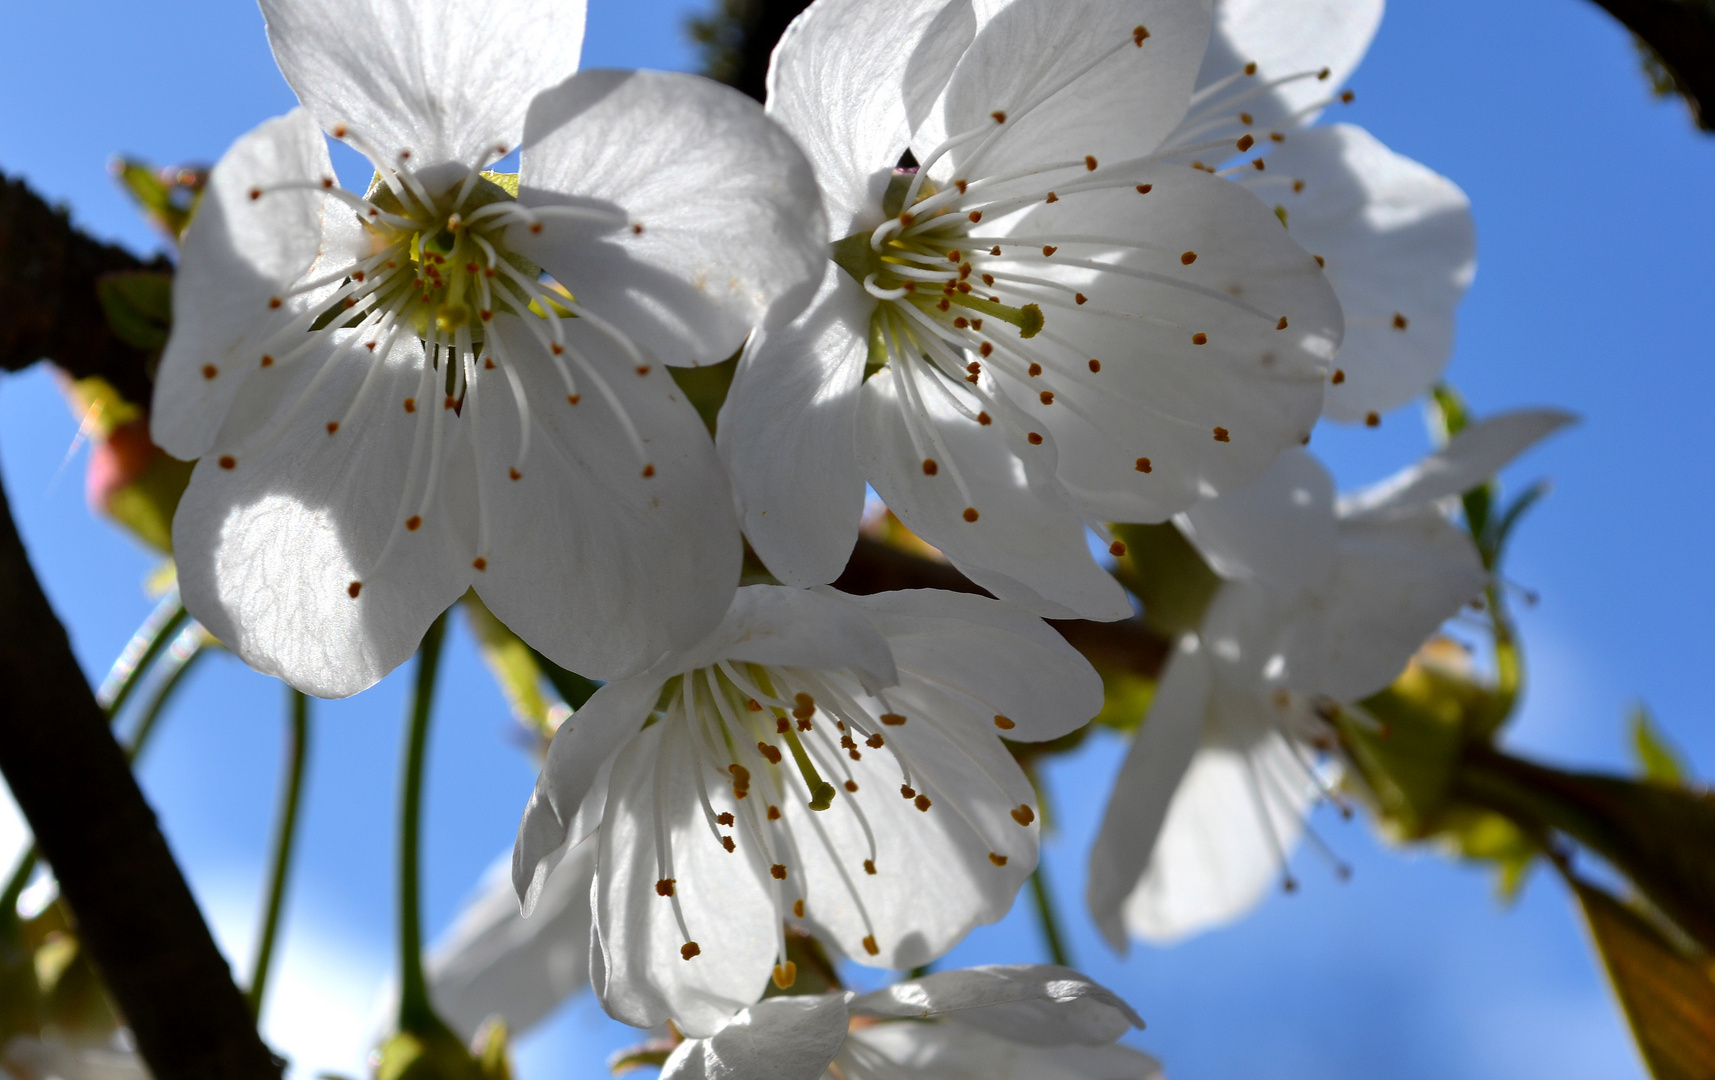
[{"x1": 1587, "y1": 0, "x2": 1715, "y2": 129}]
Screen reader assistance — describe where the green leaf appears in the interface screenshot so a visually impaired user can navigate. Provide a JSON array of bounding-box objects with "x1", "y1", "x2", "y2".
[
  {"x1": 1432, "y1": 805, "x2": 1538, "y2": 903},
  {"x1": 1632, "y1": 706, "x2": 1690, "y2": 786},
  {"x1": 95, "y1": 271, "x2": 173, "y2": 352},
  {"x1": 111, "y1": 158, "x2": 203, "y2": 240},
  {"x1": 1092, "y1": 670, "x2": 1156, "y2": 733},
  {"x1": 1571, "y1": 877, "x2": 1715, "y2": 1080},
  {"x1": 1110, "y1": 522, "x2": 1220, "y2": 637},
  {"x1": 666, "y1": 351, "x2": 740, "y2": 437},
  {"x1": 1489, "y1": 478, "x2": 1551, "y2": 559}
]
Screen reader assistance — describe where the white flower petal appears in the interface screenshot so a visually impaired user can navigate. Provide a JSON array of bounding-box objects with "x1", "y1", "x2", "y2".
[
  {"x1": 427, "y1": 840, "x2": 597, "y2": 1041},
  {"x1": 593, "y1": 725, "x2": 780, "y2": 1036},
  {"x1": 1085, "y1": 637, "x2": 1210, "y2": 951},
  {"x1": 171, "y1": 334, "x2": 475, "y2": 698},
  {"x1": 718, "y1": 267, "x2": 872, "y2": 587},
  {"x1": 1337, "y1": 408, "x2": 1577, "y2": 520},
  {"x1": 472, "y1": 317, "x2": 742, "y2": 682},
  {"x1": 516, "y1": 69, "x2": 826, "y2": 366},
  {"x1": 671, "y1": 586, "x2": 898, "y2": 691},
  {"x1": 669, "y1": 994, "x2": 854, "y2": 1080},
  {"x1": 782, "y1": 678, "x2": 1038, "y2": 969},
  {"x1": 1003, "y1": 167, "x2": 1338, "y2": 523},
  {"x1": 845, "y1": 589, "x2": 1103, "y2": 742},
  {"x1": 1176, "y1": 448, "x2": 1337, "y2": 596},
  {"x1": 768, "y1": 0, "x2": 966, "y2": 235},
  {"x1": 1193, "y1": 0, "x2": 1383, "y2": 129},
  {"x1": 1280, "y1": 508, "x2": 1485, "y2": 701},
  {"x1": 1262, "y1": 124, "x2": 1476, "y2": 421},
  {"x1": 513, "y1": 674, "x2": 662, "y2": 915},
  {"x1": 1121, "y1": 711, "x2": 1311, "y2": 943},
  {"x1": 856, "y1": 369, "x2": 1133, "y2": 621},
  {"x1": 850, "y1": 964, "x2": 1143, "y2": 1045},
  {"x1": 154, "y1": 108, "x2": 362, "y2": 460},
  {"x1": 258, "y1": 0, "x2": 585, "y2": 169},
  {"x1": 849, "y1": 1021, "x2": 1162, "y2": 1080},
  {"x1": 928, "y1": 0, "x2": 1210, "y2": 177}
]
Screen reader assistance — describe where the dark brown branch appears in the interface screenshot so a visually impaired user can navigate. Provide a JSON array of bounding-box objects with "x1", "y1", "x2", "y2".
[
  {"x1": 690, "y1": 0, "x2": 815, "y2": 102},
  {"x1": 0, "y1": 173, "x2": 164, "y2": 403},
  {"x1": 835, "y1": 537, "x2": 1168, "y2": 679},
  {"x1": 0, "y1": 464, "x2": 280, "y2": 1079},
  {"x1": 1587, "y1": 0, "x2": 1715, "y2": 130}
]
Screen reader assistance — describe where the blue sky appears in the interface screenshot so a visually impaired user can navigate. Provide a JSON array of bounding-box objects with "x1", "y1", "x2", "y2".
[{"x1": 1, "y1": 0, "x2": 1711, "y2": 1076}]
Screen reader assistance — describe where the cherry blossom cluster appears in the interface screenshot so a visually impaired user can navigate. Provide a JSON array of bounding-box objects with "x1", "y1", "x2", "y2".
[{"x1": 145, "y1": 0, "x2": 1568, "y2": 1072}]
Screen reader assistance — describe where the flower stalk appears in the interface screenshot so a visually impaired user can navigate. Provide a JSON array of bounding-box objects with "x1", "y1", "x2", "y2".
[
  {"x1": 247, "y1": 686, "x2": 311, "y2": 1019},
  {"x1": 397, "y1": 612, "x2": 450, "y2": 1036}
]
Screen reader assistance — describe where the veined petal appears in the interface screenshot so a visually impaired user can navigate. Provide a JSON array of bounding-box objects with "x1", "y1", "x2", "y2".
[
  {"x1": 1177, "y1": 448, "x2": 1337, "y2": 596},
  {"x1": 664, "y1": 994, "x2": 853, "y2": 1080},
  {"x1": 259, "y1": 0, "x2": 585, "y2": 170},
  {"x1": 1192, "y1": 0, "x2": 1383, "y2": 130},
  {"x1": 1121, "y1": 706, "x2": 1312, "y2": 943},
  {"x1": 998, "y1": 166, "x2": 1338, "y2": 523},
  {"x1": 427, "y1": 840, "x2": 597, "y2": 1041},
  {"x1": 472, "y1": 317, "x2": 742, "y2": 682},
  {"x1": 767, "y1": 0, "x2": 967, "y2": 235},
  {"x1": 171, "y1": 333, "x2": 476, "y2": 698},
  {"x1": 1337, "y1": 408, "x2": 1577, "y2": 520},
  {"x1": 516, "y1": 69, "x2": 826, "y2": 366},
  {"x1": 927, "y1": 0, "x2": 1210, "y2": 178},
  {"x1": 718, "y1": 267, "x2": 871, "y2": 587},
  {"x1": 848, "y1": 1021, "x2": 1162, "y2": 1080},
  {"x1": 1263, "y1": 124, "x2": 1475, "y2": 421},
  {"x1": 856, "y1": 369, "x2": 1133, "y2": 622},
  {"x1": 154, "y1": 108, "x2": 363, "y2": 460},
  {"x1": 593, "y1": 724, "x2": 780, "y2": 1036},
  {"x1": 514, "y1": 674, "x2": 663, "y2": 915},
  {"x1": 850, "y1": 964, "x2": 1142, "y2": 1046},
  {"x1": 844, "y1": 589, "x2": 1103, "y2": 742},
  {"x1": 1085, "y1": 637, "x2": 1210, "y2": 951},
  {"x1": 1280, "y1": 508, "x2": 1485, "y2": 701}
]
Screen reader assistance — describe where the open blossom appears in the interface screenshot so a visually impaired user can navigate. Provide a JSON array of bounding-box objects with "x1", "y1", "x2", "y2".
[
  {"x1": 1162, "y1": 0, "x2": 1476, "y2": 422},
  {"x1": 1087, "y1": 410, "x2": 1573, "y2": 944},
  {"x1": 661, "y1": 966, "x2": 1159, "y2": 1080},
  {"x1": 511, "y1": 585, "x2": 1102, "y2": 1036},
  {"x1": 720, "y1": 0, "x2": 1343, "y2": 620},
  {"x1": 152, "y1": 0, "x2": 825, "y2": 695}
]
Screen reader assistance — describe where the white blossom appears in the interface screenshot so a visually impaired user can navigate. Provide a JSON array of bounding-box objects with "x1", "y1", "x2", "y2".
[
  {"x1": 152, "y1": 0, "x2": 826, "y2": 696},
  {"x1": 661, "y1": 966, "x2": 1159, "y2": 1080},
  {"x1": 720, "y1": 0, "x2": 1343, "y2": 620},
  {"x1": 1088, "y1": 409, "x2": 1574, "y2": 944},
  {"x1": 511, "y1": 586, "x2": 1102, "y2": 1036},
  {"x1": 1162, "y1": 0, "x2": 1477, "y2": 422}
]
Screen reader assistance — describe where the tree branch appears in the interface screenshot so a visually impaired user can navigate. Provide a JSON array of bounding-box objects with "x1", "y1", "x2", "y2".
[
  {"x1": 0, "y1": 173, "x2": 163, "y2": 403},
  {"x1": 1586, "y1": 0, "x2": 1715, "y2": 130},
  {"x1": 0, "y1": 459, "x2": 278, "y2": 1076}
]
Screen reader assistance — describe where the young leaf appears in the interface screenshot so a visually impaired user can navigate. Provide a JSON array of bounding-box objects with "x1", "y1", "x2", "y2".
[{"x1": 1632, "y1": 706, "x2": 1691, "y2": 786}]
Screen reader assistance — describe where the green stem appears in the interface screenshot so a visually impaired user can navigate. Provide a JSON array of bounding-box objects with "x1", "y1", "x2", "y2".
[
  {"x1": 247, "y1": 686, "x2": 311, "y2": 1019},
  {"x1": 97, "y1": 589, "x2": 189, "y2": 717},
  {"x1": 125, "y1": 630, "x2": 206, "y2": 762},
  {"x1": 1027, "y1": 860, "x2": 1071, "y2": 968},
  {"x1": 397, "y1": 613, "x2": 448, "y2": 1035}
]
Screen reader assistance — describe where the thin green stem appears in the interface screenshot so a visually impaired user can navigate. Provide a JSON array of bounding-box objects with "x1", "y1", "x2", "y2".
[
  {"x1": 397, "y1": 612, "x2": 448, "y2": 1035},
  {"x1": 1027, "y1": 860, "x2": 1071, "y2": 968},
  {"x1": 247, "y1": 686, "x2": 311, "y2": 1019},
  {"x1": 97, "y1": 590, "x2": 189, "y2": 717},
  {"x1": 125, "y1": 629, "x2": 206, "y2": 762}
]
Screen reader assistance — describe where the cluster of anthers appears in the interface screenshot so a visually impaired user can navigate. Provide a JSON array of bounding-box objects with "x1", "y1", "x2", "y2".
[
  {"x1": 234, "y1": 128, "x2": 657, "y2": 596},
  {"x1": 831, "y1": 24, "x2": 1349, "y2": 531},
  {"x1": 647, "y1": 659, "x2": 1036, "y2": 988}
]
